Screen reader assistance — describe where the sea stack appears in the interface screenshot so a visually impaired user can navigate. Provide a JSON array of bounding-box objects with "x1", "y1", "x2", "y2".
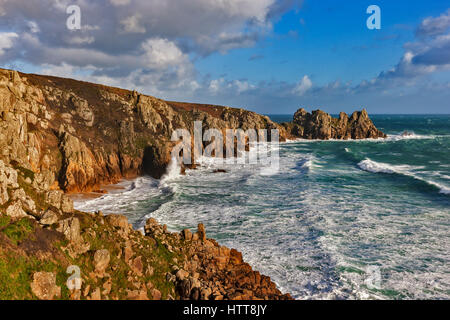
[{"x1": 282, "y1": 108, "x2": 387, "y2": 140}]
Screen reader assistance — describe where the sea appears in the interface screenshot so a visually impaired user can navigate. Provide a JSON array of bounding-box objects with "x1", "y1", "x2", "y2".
[{"x1": 74, "y1": 114, "x2": 450, "y2": 300}]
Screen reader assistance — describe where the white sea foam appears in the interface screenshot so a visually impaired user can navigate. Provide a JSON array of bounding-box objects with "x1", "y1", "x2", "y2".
[
  {"x1": 74, "y1": 130, "x2": 450, "y2": 300},
  {"x1": 160, "y1": 157, "x2": 181, "y2": 185},
  {"x1": 285, "y1": 133, "x2": 445, "y2": 144},
  {"x1": 358, "y1": 159, "x2": 450, "y2": 194}
]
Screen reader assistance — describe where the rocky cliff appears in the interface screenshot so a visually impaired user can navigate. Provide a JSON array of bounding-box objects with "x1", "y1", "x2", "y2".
[
  {"x1": 0, "y1": 68, "x2": 290, "y2": 300},
  {"x1": 282, "y1": 108, "x2": 386, "y2": 140},
  {"x1": 0, "y1": 68, "x2": 287, "y2": 193}
]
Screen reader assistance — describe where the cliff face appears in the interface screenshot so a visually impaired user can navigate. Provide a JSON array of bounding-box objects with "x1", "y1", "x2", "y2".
[
  {"x1": 283, "y1": 108, "x2": 386, "y2": 140},
  {"x1": 0, "y1": 68, "x2": 286, "y2": 193}
]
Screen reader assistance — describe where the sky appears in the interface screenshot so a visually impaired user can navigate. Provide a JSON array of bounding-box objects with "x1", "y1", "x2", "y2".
[{"x1": 0, "y1": 0, "x2": 449, "y2": 114}]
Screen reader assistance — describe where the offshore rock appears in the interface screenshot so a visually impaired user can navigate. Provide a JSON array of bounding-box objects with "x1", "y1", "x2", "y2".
[{"x1": 284, "y1": 108, "x2": 386, "y2": 140}]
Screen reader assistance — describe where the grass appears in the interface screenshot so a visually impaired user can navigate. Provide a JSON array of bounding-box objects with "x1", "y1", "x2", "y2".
[
  {"x1": 0, "y1": 252, "x2": 68, "y2": 300},
  {"x1": 1, "y1": 218, "x2": 34, "y2": 245}
]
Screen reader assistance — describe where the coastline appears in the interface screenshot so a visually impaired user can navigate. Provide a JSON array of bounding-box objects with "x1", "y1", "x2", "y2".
[{"x1": 0, "y1": 68, "x2": 387, "y2": 300}]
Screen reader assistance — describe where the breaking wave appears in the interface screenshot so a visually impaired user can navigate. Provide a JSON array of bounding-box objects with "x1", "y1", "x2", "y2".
[{"x1": 358, "y1": 158, "x2": 450, "y2": 195}]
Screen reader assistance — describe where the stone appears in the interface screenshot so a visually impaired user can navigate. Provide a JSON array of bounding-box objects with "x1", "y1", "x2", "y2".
[
  {"x1": 181, "y1": 229, "x2": 192, "y2": 241},
  {"x1": 94, "y1": 249, "x2": 110, "y2": 275},
  {"x1": 130, "y1": 256, "x2": 143, "y2": 275},
  {"x1": 105, "y1": 214, "x2": 130, "y2": 235},
  {"x1": 127, "y1": 289, "x2": 148, "y2": 300},
  {"x1": 61, "y1": 195, "x2": 74, "y2": 213},
  {"x1": 90, "y1": 287, "x2": 101, "y2": 300},
  {"x1": 6, "y1": 201, "x2": 28, "y2": 219},
  {"x1": 40, "y1": 210, "x2": 59, "y2": 225},
  {"x1": 151, "y1": 288, "x2": 161, "y2": 300},
  {"x1": 22, "y1": 196, "x2": 36, "y2": 214},
  {"x1": 176, "y1": 269, "x2": 189, "y2": 281},
  {"x1": 0, "y1": 161, "x2": 19, "y2": 205},
  {"x1": 57, "y1": 217, "x2": 82, "y2": 243},
  {"x1": 102, "y1": 278, "x2": 112, "y2": 295},
  {"x1": 30, "y1": 272, "x2": 61, "y2": 300},
  {"x1": 46, "y1": 190, "x2": 63, "y2": 209},
  {"x1": 197, "y1": 223, "x2": 206, "y2": 242},
  {"x1": 10, "y1": 188, "x2": 26, "y2": 201},
  {"x1": 124, "y1": 243, "x2": 133, "y2": 262}
]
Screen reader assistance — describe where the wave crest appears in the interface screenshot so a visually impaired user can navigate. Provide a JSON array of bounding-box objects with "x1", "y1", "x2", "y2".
[{"x1": 358, "y1": 159, "x2": 450, "y2": 195}]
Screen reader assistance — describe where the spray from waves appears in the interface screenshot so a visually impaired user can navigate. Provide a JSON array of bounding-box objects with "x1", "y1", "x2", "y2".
[
  {"x1": 358, "y1": 158, "x2": 450, "y2": 194},
  {"x1": 160, "y1": 157, "x2": 182, "y2": 185},
  {"x1": 286, "y1": 133, "x2": 445, "y2": 144},
  {"x1": 385, "y1": 132, "x2": 440, "y2": 141}
]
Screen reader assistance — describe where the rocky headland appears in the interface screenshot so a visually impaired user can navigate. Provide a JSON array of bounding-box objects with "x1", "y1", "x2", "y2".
[{"x1": 0, "y1": 68, "x2": 385, "y2": 300}]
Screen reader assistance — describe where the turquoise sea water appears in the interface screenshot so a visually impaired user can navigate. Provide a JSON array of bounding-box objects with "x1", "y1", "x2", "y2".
[{"x1": 75, "y1": 115, "x2": 450, "y2": 299}]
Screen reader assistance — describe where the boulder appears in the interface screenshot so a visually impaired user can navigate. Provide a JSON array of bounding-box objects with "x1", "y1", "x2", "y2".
[
  {"x1": 46, "y1": 190, "x2": 63, "y2": 209},
  {"x1": 105, "y1": 214, "x2": 130, "y2": 235},
  {"x1": 30, "y1": 272, "x2": 61, "y2": 300},
  {"x1": 130, "y1": 256, "x2": 143, "y2": 276},
  {"x1": 94, "y1": 249, "x2": 110, "y2": 275},
  {"x1": 40, "y1": 210, "x2": 59, "y2": 225},
  {"x1": 0, "y1": 160, "x2": 20, "y2": 205},
  {"x1": 176, "y1": 269, "x2": 189, "y2": 281},
  {"x1": 151, "y1": 288, "x2": 161, "y2": 300},
  {"x1": 181, "y1": 229, "x2": 192, "y2": 241},
  {"x1": 197, "y1": 223, "x2": 206, "y2": 242},
  {"x1": 10, "y1": 188, "x2": 26, "y2": 201},
  {"x1": 56, "y1": 217, "x2": 82, "y2": 243},
  {"x1": 6, "y1": 201, "x2": 28, "y2": 219},
  {"x1": 61, "y1": 195, "x2": 74, "y2": 213}
]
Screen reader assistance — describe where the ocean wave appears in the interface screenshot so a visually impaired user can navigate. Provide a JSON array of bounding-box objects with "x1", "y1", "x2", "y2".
[
  {"x1": 385, "y1": 132, "x2": 440, "y2": 141},
  {"x1": 358, "y1": 159, "x2": 450, "y2": 195},
  {"x1": 295, "y1": 157, "x2": 314, "y2": 172},
  {"x1": 284, "y1": 132, "x2": 447, "y2": 144}
]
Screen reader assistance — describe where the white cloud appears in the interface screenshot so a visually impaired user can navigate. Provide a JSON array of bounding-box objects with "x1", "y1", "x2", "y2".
[
  {"x1": 292, "y1": 75, "x2": 312, "y2": 95},
  {"x1": 110, "y1": 0, "x2": 131, "y2": 6},
  {"x1": 233, "y1": 80, "x2": 255, "y2": 93},
  {"x1": 208, "y1": 78, "x2": 225, "y2": 95},
  {"x1": 27, "y1": 21, "x2": 40, "y2": 33},
  {"x1": 66, "y1": 36, "x2": 96, "y2": 45},
  {"x1": 416, "y1": 9, "x2": 450, "y2": 37},
  {"x1": 0, "y1": 32, "x2": 18, "y2": 55},
  {"x1": 141, "y1": 38, "x2": 188, "y2": 70},
  {"x1": 120, "y1": 14, "x2": 146, "y2": 34}
]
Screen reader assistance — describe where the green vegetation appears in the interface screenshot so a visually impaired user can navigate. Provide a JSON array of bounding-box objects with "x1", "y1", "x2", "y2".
[
  {"x1": 0, "y1": 253, "x2": 68, "y2": 300},
  {"x1": 1, "y1": 218, "x2": 34, "y2": 245}
]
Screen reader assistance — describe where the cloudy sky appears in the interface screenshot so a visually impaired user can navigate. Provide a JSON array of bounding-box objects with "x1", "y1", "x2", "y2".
[{"x1": 0, "y1": 0, "x2": 449, "y2": 114}]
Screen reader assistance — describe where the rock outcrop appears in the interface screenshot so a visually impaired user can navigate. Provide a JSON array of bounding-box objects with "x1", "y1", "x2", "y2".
[
  {"x1": 283, "y1": 108, "x2": 386, "y2": 140},
  {"x1": 0, "y1": 68, "x2": 291, "y2": 300},
  {"x1": 145, "y1": 219, "x2": 291, "y2": 300}
]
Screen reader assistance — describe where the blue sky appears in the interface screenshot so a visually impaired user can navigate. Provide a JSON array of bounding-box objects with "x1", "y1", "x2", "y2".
[{"x1": 1, "y1": 0, "x2": 449, "y2": 114}]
